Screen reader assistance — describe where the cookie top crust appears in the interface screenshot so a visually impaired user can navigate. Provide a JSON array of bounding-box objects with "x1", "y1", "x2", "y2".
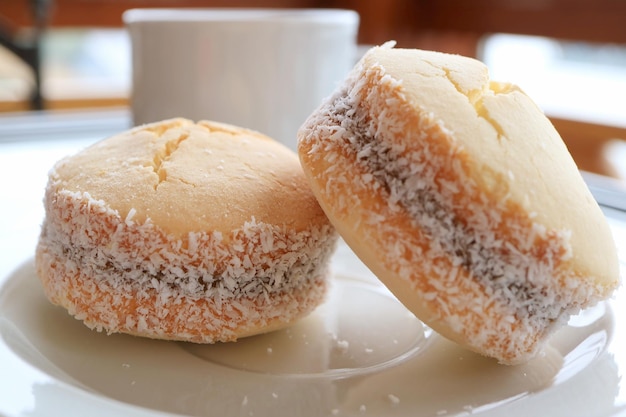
[{"x1": 50, "y1": 118, "x2": 328, "y2": 236}]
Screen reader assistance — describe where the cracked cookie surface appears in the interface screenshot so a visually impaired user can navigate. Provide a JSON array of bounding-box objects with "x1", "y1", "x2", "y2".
[{"x1": 50, "y1": 118, "x2": 325, "y2": 236}]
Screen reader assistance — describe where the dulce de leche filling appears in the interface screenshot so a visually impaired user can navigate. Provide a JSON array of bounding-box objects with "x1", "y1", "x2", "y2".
[{"x1": 36, "y1": 185, "x2": 337, "y2": 342}]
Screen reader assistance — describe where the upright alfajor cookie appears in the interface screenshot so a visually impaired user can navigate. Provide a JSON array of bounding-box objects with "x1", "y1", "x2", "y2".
[
  {"x1": 36, "y1": 118, "x2": 337, "y2": 343},
  {"x1": 297, "y1": 43, "x2": 620, "y2": 364}
]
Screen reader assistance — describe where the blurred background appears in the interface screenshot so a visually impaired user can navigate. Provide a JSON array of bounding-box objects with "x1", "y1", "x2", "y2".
[{"x1": 1, "y1": 0, "x2": 625, "y2": 180}]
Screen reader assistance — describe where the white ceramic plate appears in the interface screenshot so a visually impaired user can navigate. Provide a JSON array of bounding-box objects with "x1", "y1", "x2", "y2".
[{"x1": 1, "y1": 231, "x2": 626, "y2": 417}]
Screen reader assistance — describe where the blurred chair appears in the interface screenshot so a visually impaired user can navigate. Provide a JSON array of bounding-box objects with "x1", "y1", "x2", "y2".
[{"x1": 0, "y1": 0, "x2": 52, "y2": 110}]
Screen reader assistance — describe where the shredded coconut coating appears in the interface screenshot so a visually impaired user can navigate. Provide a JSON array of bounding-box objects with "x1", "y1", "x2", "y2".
[
  {"x1": 298, "y1": 46, "x2": 611, "y2": 364},
  {"x1": 36, "y1": 181, "x2": 337, "y2": 343}
]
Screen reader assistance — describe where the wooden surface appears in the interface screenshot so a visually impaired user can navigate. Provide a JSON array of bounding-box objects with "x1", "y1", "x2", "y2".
[
  {"x1": 0, "y1": 0, "x2": 316, "y2": 27},
  {"x1": 550, "y1": 117, "x2": 626, "y2": 179},
  {"x1": 405, "y1": 0, "x2": 626, "y2": 44},
  {"x1": 0, "y1": 97, "x2": 129, "y2": 113},
  {"x1": 3, "y1": 0, "x2": 624, "y2": 46},
  {"x1": 331, "y1": 0, "x2": 626, "y2": 55}
]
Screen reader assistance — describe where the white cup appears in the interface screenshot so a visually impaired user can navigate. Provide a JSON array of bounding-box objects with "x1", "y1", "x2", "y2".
[{"x1": 123, "y1": 8, "x2": 359, "y2": 150}]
